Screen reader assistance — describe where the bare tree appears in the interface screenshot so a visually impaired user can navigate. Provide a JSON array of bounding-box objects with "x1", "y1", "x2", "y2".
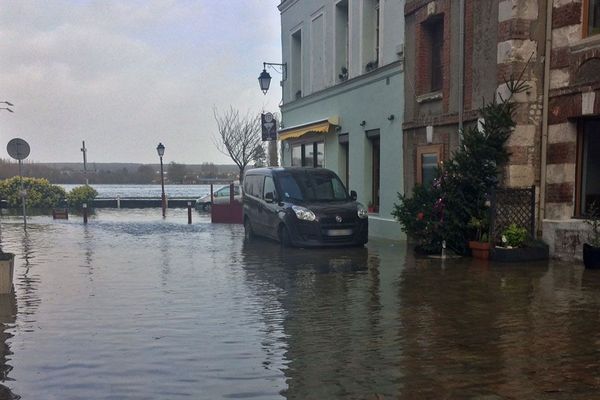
[
  {"x1": 252, "y1": 144, "x2": 267, "y2": 167},
  {"x1": 213, "y1": 107, "x2": 263, "y2": 183}
]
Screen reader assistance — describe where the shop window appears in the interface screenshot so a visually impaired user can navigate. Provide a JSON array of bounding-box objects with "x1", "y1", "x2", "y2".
[
  {"x1": 579, "y1": 119, "x2": 600, "y2": 215},
  {"x1": 584, "y1": 0, "x2": 600, "y2": 37},
  {"x1": 416, "y1": 145, "x2": 443, "y2": 186},
  {"x1": 291, "y1": 142, "x2": 324, "y2": 167},
  {"x1": 292, "y1": 145, "x2": 303, "y2": 167}
]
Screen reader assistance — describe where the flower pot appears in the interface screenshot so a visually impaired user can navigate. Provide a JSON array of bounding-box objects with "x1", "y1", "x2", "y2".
[
  {"x1": 490, "y1": 243, "x2": 549, "y2": 263},
  {"x1": 469, "y1": 241, "x2": 491, "y2": 260},
  {"x1": 583, "y1": 243, "x2": 600, "y2": 269}
]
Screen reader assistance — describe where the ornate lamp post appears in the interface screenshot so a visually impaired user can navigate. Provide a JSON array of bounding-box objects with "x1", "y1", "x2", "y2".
[
  {"x1": 258, "y1": 63, "x2": 286, "y2": 167},
  {"x1": 156, "y1": 142, "x2": 166, "y2": 217}
]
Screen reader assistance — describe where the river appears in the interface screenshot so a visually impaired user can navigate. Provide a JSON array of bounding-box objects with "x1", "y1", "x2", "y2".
[{"x1": 60, "y1": 184, "x2": 217, "y2": 198}]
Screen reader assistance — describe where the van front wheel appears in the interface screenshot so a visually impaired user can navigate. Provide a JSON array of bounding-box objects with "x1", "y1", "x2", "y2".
[{"x1": 279, "y1": 225, "x2": 291, "y2": 247}]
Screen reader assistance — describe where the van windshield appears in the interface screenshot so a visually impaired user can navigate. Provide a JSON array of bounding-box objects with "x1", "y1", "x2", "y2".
[{"x1": 277, "y1": 170, "x2": 348, "y2": 202}]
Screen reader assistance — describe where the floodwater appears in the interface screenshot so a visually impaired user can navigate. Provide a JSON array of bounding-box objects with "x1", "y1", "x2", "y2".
[{"x1": 0, "y1": 209, "x2": 598, "y2": 399}]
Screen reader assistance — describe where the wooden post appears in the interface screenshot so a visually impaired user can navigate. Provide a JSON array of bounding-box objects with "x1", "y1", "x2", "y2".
[
  {"x1": 0, "y1": 255, "x2": 14, "y2": 294},
  {"x1": 187, "y1": 202, "x2": 192, "y2": 224},
  {"x1": 83, "y1": 203, "x2": 88, "y2": 224},
  {"x1": 230, "y1": 182, "x2": 234, "y2": 204}
]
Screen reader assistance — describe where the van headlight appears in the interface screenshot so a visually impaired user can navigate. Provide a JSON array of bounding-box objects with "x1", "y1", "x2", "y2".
[
  {"x1": 357, "y1": 203, "x2": 369, "y2": 219},
  {"x1": 292, "y1": 205, "x2": 316, "y2": 221}
]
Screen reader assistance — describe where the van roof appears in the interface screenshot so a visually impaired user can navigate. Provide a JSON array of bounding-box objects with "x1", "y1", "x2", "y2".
[{"x1": 245, "y1": 167, "x2": 334, "y2": 176}]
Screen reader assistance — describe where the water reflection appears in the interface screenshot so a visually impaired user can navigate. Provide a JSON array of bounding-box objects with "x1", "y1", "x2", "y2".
[
  {"x1": 241, "y1": 239, "x2": 401, "y2": 399},
  {"x1": 241, "y1": 239, "x2": 600, "y2": 399},
  {"x1": 15, "y1": 230, "x2": 40, "y2": 326},
  {"x1": 0, "y1": 292, "x2": 18, "y2": 399}
]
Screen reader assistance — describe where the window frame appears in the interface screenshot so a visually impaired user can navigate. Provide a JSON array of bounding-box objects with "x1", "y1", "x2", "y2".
[
  {"x1": 583, "y1": 0, "x2": 600, "y2": 38},
  {"x1": 374, "y1": 0, "x2": 380, "y2": 63},
  {"x1": 416, "y1": 144, "x2": 443, "y2": 185},
  {"x1": 576, "y1": 119, "x2": 600, "y2": 216},
  {"x1": 263, "y1": 175, "x2": 277, "y2": 200},
  {"x1": 290, "y1": 141, "x2": 325, "y2": 168}
]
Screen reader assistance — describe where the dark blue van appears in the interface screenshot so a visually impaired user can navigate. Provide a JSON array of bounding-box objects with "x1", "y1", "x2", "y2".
[{"x1": 243, "y1": 167, "x2": 368, "y2": 247}]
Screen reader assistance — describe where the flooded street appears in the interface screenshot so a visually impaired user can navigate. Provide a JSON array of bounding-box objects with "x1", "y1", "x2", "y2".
[{"x1": 0, "y1": 209, "x2": 598, "y2": 399}]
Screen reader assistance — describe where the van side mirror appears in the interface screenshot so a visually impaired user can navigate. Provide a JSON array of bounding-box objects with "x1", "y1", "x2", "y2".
[
  {"x1": 265, "y1": 192, "x2": 274, "y2": 203},
  {"x1": 350, "y1": 190, "x2": 357, "y2": 201}
]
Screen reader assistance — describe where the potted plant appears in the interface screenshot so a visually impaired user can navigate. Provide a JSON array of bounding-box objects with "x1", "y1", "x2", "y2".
[
  {"x1": 365, "y1": 60, "x2": 378, "y2": 72},
  {"x1": 583, "y1": 202, "x2": 600, "y2": 269},
  {"x1": 367, "y1": 202, "x2": 375, "y2": 213},
  {"x1": 468, "y1": 216, "x2": 491, "y2": 260},
  {"x1": 338, "y1": 66, "x2": 348, "y2": 82},
  {"x1": 490, "y1": 223, "x2": 549, "y2": 262}
]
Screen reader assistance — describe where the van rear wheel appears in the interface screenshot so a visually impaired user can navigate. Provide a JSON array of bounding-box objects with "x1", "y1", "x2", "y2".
[{"x1": 244, "y1": 218, "x2": 254, "y2": 240}]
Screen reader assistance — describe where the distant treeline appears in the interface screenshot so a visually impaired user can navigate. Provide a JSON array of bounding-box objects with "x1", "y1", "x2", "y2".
[{"x1": 0, "y1": 159, "x2": 239, "y2": 184}]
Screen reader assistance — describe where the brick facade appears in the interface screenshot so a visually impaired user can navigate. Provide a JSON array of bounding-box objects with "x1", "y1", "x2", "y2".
[
  {"x1": 496, "y1": 0, "x2": 544, "y2": 189},
  {"x1": 546, "y1": 0, "x2": 600, "y2": 223},
  {"x1": 403, "y1": 0, "x2": 493, "y2": 192},
  {"x1": 402, "y1": 0, "x2": 600, "y2": 260}
]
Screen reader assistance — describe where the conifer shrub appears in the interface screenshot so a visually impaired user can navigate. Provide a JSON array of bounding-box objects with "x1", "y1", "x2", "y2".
[{"x1": 393, "y1": 75, "x2": 529, "y2": 254}]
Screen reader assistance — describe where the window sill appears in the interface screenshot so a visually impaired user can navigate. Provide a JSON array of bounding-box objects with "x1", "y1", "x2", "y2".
[
  {"x1": 416, "y1": 91, "x2": 443, "y2": 104},
  {"x1": 571, "y1": 33, "x2": 600, "y2": 53}
]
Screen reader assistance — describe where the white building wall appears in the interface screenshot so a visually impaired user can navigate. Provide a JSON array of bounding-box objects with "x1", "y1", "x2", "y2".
[
  {"x1": 280, "y1": 0, "x2": 405, "y2": 102},
  {"x1": 278, "y1": 0, "x2": 406, "y2": 240}
]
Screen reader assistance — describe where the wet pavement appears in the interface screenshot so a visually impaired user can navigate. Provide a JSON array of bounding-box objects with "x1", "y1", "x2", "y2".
[{"x1": 0, "y1": 209, "x2": 598, "y2": 399}]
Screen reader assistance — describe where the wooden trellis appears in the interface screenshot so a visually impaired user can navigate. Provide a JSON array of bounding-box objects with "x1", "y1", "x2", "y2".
[{"x1": 489, "y1": 186, "x2": 536, "y2": 243}]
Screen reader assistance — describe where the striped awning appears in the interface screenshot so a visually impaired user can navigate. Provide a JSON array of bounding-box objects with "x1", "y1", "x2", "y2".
[{"x1": 278, "y1": 117, "x2": 339, "y2": 140}]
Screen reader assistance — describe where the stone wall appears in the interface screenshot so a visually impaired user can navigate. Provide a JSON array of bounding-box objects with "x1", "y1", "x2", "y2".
[
  {"x1": 496, "y1": 0, "x2": 545, "y2": 189},
  {"x1": 546, "y1": 0, "x2": 600, "y2": 221}
]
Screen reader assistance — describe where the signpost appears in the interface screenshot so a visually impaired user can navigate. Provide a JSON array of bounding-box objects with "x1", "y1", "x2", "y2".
[
  {"x1": 261, "y1": 112, "x2": 278, "y2": 166},
  {"x1": 6, "y1": 138, "x2": 30, "y2": 230},
  {"x1": 261, "y1": 112, "x2": 277, "y2": 142}
]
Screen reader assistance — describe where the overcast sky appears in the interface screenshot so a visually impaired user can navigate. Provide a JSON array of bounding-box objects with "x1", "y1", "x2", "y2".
[{"x1": 0, "y1": 0, "x2": 281, "y2": 164}]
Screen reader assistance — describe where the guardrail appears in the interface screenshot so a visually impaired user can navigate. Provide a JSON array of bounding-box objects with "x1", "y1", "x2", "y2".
[{"x1": 92, "y1": 197, "x2": 198, "y2": 208}]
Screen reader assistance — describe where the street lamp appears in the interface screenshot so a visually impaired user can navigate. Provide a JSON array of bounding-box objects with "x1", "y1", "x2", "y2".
[
  {"x1": 156, "y1": 142, "x2": 166, "y2": 217},
  {"x1": 258, "y1": 62, "x2": 286, "y2": 95}
]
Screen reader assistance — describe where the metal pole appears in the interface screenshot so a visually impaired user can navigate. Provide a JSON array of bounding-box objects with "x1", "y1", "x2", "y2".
[
  {"x1": 83, "y1": 203, "x2": 88, "y2": 224},
  {"x1": 81, "y1": 140, "x2": 88, "y2": 185},
  {"x1": 19, "y1": 160, "x2": 26, "y2": 230},
  {"x1": 187, "y1": 202, "x2": 192, "y2": 224},
  {"x1": 160, "y1": 156, "x2": 166, "y2": 217},
  {"x1": 458, "y1": 0, "x2": 465, "y2": 138}
]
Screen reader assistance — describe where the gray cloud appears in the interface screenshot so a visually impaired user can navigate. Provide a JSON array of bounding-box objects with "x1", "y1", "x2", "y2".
[{"x1": 0, "y1": 0, "x2": 281, "y2": 164}]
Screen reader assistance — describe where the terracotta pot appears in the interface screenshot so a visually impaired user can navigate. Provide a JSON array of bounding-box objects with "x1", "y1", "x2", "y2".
[{"x1": 469, "y1": 241, "x2": 491, "y2": 260}]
